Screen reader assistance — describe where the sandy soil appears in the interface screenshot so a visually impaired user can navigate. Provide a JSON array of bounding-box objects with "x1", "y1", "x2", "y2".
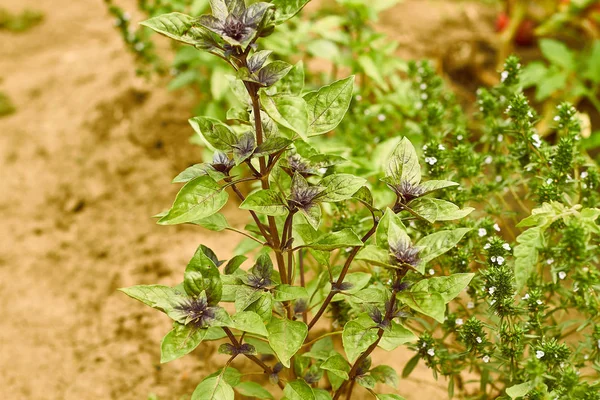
[{"x1": 0, "y1": 0, "x2": 495, "y2": 399}]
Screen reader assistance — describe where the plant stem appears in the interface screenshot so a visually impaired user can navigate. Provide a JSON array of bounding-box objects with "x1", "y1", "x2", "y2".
[
  {"x1": 222, "y1": 327, "x2": 285, "y2": 389},
  {"x1": 229, "y1": 182, "x2": 272, "y2": 243},
  {"x1": 332, "y1": 268, "x2": 407, "y2": 400},
  {"x1": 248, "y1": 84, "x2": 288, "y2": 284},
  {"x1": 308, "y1": 222, "x2": 378, "y2": 330}
]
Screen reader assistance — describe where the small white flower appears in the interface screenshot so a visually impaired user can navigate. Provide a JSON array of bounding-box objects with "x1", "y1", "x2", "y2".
[
  {"x1": 455, "y1": 318, "x2": 464, "y2": 326},
  {"x1": 355, "y1": 95, "x2": 363, "y2": 101},
  {"x1": 502, "y1": 243, "x2": 511, "y2": 251},
  {"x1": 438, "y1": 144, "x2": 446, "y2": 151},
  {"x1": 425, "y1": 157, "x2": 438, "y2": 165},
  {"x1": 536, "y1": 350, "x2": 545, "y2": 359},
  {"x1": 490, "y1": 299, "x2": 496, "y2": 305},
  {"x1": 421, "y1": 93, "x2": 428, "y2": 100},
  {"x1": 581, "y1": 171, "x2": 588, "y2": 179},
  {"x1": 493, "y1": 223, "x2": 501, "y2": 232},
  {"x1": 377, "y1": 114, "x2": 386, "y2": 122},
  {"x1": 500, "y1": 70, "x2": 509, "y2": 82},
  {"x1": 597, "y1": 339, "x2": 600, "y2": 349},
  {"x1": 491, "y1": 256, "x2": 497, "y2": 263},
  {"x1": 554, "y1": 116, "x2": 560, "y2": 121},
  {"x1": 467, "y1": 302, "x2": 475, "y2": 309},
  {"x1": 457, "y1": 134, "x2": 463, "y2": 141},
  {"x1": 134, "y1": 43, "x2": 145, "y2": 52},
  {"x1": 429, "y1": 269, "x2": 435, "y2": 276},
  {"x1": 522, "y1": 293, "x2": 530, "y2": 300},
  {"x1": 495, "y1": 175, "x2": 502, "y2": 182},
  {"x1": 427, "y1": 348, "x2": 435, "y2": 357},
  {"x1": 488, "y1": 287, "x2": 496, "y2": 295},
  {"x1": 536, "y1": 299, "x2": 543, "y2": 305},
  {"x1": 558, "y1": 271, "x2": 567, "y2": 280},
  {"x1": 318, "y1": 167, "x2": 327, "y2": 174},
  {"x1": 547, "y1": 258, "x2": 554, "y2": 265},
  {"x1": 496, "y1": 256, "x2": 505, "y2": 265},
  {"x1": 584, "y1": 354, "x2": 589, "y2": 360},
  {"x1": 483, "y1": 355, "x2": 490, "y2": 363},
  {"x1": 123, "y1": 12, "x2": 131, "y2": 20},
  {"x1": 546, "y1": 178, "x2": 553, "y2": 185},
  {"x1": 527, "y1": 111, "x2": 533, "y2": 118},
  {"x1": 345, "y1": 247, "x2": 353, "y2": 253},
  {"x1": 420, "y1": 83, "x2": 427, "y2": 90},
  {"x1": 583, "y1": 183, "x2": 588, "y2": 189},
  {"x1": 531, "y1": 134, "x2": 542, "y2": 148},
  {"x1": 484, "y1": 156, "x2": 493, "y2": 164},
  {"x1": 478, "y1": 228, "x2": 487, "y2": 237},
  {"x1": 484, "y1": 243, "x2": 491, "y2": 250},
  {"x1": 583, "y1": 267, "x2": 589, "y2": 273},
  {"x1": 476, "y1": 337, "x2": 483, "y2": 344},
  {"x1": 497, "y1": 134, "x2": 504, "y2": 142},
  {"x1": 423, "y1": 145, "x2": 428, "y2": 150}
]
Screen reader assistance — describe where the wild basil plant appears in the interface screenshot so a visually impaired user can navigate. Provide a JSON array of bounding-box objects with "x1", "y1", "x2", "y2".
[{"x1": 120, "y1": 1, "x2": 477, "y2": 399}]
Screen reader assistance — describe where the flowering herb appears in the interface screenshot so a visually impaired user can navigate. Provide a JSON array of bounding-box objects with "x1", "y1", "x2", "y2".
[{"x1": 117, "y1": 1, "x2": 600, "y2": 399}]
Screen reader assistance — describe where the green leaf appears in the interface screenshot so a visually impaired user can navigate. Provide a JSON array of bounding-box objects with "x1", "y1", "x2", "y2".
[
  {"x1": 119, "y1": 285, "x2": 186, "y2": 321},
  {"x1": 342, "y1": 315, "x2": 378, "y2": 362},
  {"x1": 318, "y1": 174, "x2": 367, "y2": 202},
  {"x1": 191, "y1": 376, "x2": 235, "y2": 400},
  {"x1": 303, "y1": 76, "x2": 354, "y2": 136},
  {"x1": 539, "y1": 39, "x2": 575, "y2": 70},
  {"x1": 192, "y1": 213, "x2": 230, "y2": 232},
  {"x1": 260, "y1": 92, "x2": 309, "y2": 140},
  {"x1": 411, "y1": 273, "x2": 475, "y2": 303},
  {"x1": 271, "y1": 0, "x2": 311, "y2": 24},
  {"x1": 274, "y1": 61, "x2": 305, "y2": 95},
  {"x1": 305, "y1": 228, "x2": 363, "y2": 251},
  {"x1": 209, "y1": 0, "x2": 228, "y2": 20},
  {"x1": 313, "y1": 388, "x2": 332, "y2": 400},
  {"x1": 267, "y1": 318, "x2": 308, "y2": 367},
  {"x1": 356, "y1": 374, "x2": 376, "y2": 389},
  {"x1": 416, "y1": 228, "x2": 471, "y2": 273},
  {"x1": 140, "y1": 13, "x2": 200, "y2": 46},
  {"x1": 240, "y1": 189, "x2": 288, "y2": 216},
  {"x1": 224, "y1": 255, "x2": 247, "y2": 275},
  {"x1": 358, "y1": 55, "x2": 388, "y2": 90},
  {"x1": 370, "y1": 365, "x2": 399, "y2": 388},
  {"x1": 206, "y1": 367, "x2": 242, "y2": 387},
  {"x1": 378, "y1": 321, "x2": 417, "y2": 351},
  {"x1": 184, "y1": 245, "x2": 222, "y2": 305},
  {"x1": 248, "y1": 50, "x2": 273, "y2": 73},
  {"x1": 418, "y1": 180, "x2": 459, "y2": 195},
  {"x1": 273, "y1": 284, "x2": 308, "y2": 301},
  {"x1": 189, "y1": 116, "x2": 238, "y2": 151},
  {"x1": 320, "y1": 353, "x2": 350, "y2": 380},
  {"x1": 583, "y1": 40, "x2": 600, "y2": 83},
  {"x1": 402, "y1": 354, "x2": 420, "y2": 378},
  {"x1": 376, "y1": 208, "x2": 406, "y2": 248},
  {"x1": 235, "y1": 286, "x2": 264, "y2": 312},
  {"x1": 377, "y1": 395, "x2": 407, "y2": 400},
  {"x1": 356, "y1": 245, "x2": 396, "y2": 269},
  {"x1": 173, "y1": 163, "x2": 225, "y2": 183},
  {"x1": 258, "y1": 61, "x2": 293, "y2": 86},
  {"x1": 409, "y1": 198, "x2": 474, "y2": 223},
  {"x1": 398, "y1": 291, "x2": 445, "y2": 323},
  {"x1": 298, "y1": 204, "x2": 322, "y2": 230},
  {"x1": 160, "y1": 323, "x2": 207, "y2": 363},
  {"x1": 246, "y1": 292, "x2": 274, "y2": 322},
  {"x1": 506, "y1": 381, "x2": 535, "y2": 399},
  {"x1": 158, "y1": 176, "x2": 228, "y2": 225},
  {"x1": 514, "y1": 227, "x2": 544, "y2": 291},
  {"x1": 232, "y1": 311, "x2": 268, "y2": 336},
  {"x1": 235, "y1": 382, "x2": 273, "y2": 399},
  {"x1": 284, "y1": 380, "x2": 315, "y2": 400},
  {"x1": 386, "y1": 137, "x2": 421, "y2": 186}
]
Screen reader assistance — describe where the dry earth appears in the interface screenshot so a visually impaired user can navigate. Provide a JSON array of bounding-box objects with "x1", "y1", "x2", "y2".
[{"x1": 0, "y1": 0, "x2": 495, "y2": 399}]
